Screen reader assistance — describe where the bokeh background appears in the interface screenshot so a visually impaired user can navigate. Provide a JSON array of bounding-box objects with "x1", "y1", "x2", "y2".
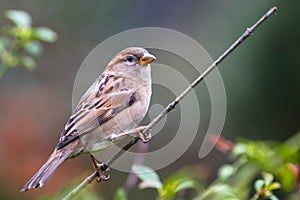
[{"x1": 0, "y1": 0, "x2": 299, "y2": 199}]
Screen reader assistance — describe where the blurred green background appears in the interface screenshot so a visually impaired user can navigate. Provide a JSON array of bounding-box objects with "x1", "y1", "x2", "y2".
[{"x1": 0, "y1": 0, "x2": 299, "y2": 199}]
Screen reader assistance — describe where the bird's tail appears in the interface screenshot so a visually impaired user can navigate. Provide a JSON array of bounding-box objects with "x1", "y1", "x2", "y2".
[{"x1": 21, "y1": 149, "x2": 71, "y2": 192}]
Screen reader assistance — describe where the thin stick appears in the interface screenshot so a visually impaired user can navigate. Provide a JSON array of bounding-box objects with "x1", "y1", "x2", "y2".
[
  {"x1": 62, "y1": 171, "x2": 98, "y2": 200},
  {"x1": 63, "y1": 6, "x2": 277, "y2": 200}
]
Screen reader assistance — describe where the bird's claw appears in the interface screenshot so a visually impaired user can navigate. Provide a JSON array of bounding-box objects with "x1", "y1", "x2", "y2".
[
  {"x1": 136, "y1": 126, "x2": 152, "y2": 143},
  {"x1": 95, "y1": 163, "x2": 110, "y2": 182}
]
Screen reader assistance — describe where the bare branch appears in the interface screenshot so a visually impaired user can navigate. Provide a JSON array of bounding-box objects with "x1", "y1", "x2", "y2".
[
  {"x1": 63, "y1": 6, "x2": 277, "y2": 200},
  {"x1": 62, "y1": 171, "x2": 98, "y2": 200}
]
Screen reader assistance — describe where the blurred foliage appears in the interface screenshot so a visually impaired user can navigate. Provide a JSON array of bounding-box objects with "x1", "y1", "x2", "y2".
[
  {"x1": 81, "y1": 132, "x2": 298, "y2": 200},
  {"x1": 195, "y1": 132, "x2": 299, "y2": 200},
  {"x1": 114, "y1": 188, "x2": 127, "y2": 200},
  {"x1": 56, "y1": 132, "x2": 299, "y2": 199},
  {"x1": 0, "y1": 10, "x2": 57, "y2": 79},
  {"x1": 252, "y1": 172, "x2": 281, "y2": 200},
  {"x1": 130, "y1": 164, "x2": 202, "y2": 200}
]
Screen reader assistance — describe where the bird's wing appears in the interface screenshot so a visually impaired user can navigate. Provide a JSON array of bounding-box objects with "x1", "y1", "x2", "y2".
[{"x1": 56, "y1": 74, "x2": 137, "y2": 149}]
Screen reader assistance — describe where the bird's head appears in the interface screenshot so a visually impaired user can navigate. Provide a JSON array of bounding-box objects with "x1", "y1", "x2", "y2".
[{"x1": 106, "y1": 47, "x2": 156, "y2": 78}]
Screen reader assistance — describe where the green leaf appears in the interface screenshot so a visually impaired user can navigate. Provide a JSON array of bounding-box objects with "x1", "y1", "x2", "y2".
[
  {"x1": 262, "y1": 172, "x2": 274, "y2": 186},
  {"x1": 218, "y1": 164, "x2": 235, "y2": 181},
  {"x1": 5, "y1": 10, "x2": 32, "y2": 27},
  {"x1": 132, "y1": 164, "x2": 162, "y2": 189},
  {"x1": 269, "y1": 194, "x2": 280, "y2": 200},
  {"x1": 174, "y1": 179, "x2": 196, "y2": 193},
  {"x1": 279, "y1": 164, "x2": 297, "y2": 190},
  {"x1": 33, "y1": 27, "x2": 57, "y2": 42},
  {"x1": 139, "y1": 180, "x2": 163, "y2": 189},
  {"x1": 114, "y1": 188, "x2": 127, "y2": 200},
  {"x1": 24, "y1": 41, "x2": 42, "y2": 56},
  {"x1": 198, "y1": 184, "x2": 238, "y2": 200},
  {"x1": 0, "y1": 37, "x2": 10, "y2": 51},
  {"x1": 213, "y1": 196, "x2": 239, "y2": 200},
  {"x1": 211, "y1": 184, "x2": 232, "y2": 193},
  {"x1": 269, "y1": 182, "x2": 281, "y2": 191},
  {"x1": 254, "y1": 179, "x2": 264, "y2": 192},
  {"x1": 14, "y1": 27, "x2": 33, "y2": 40},
  {"x1": 2, "y1": 50, "x2": 19, "y2": 67},
  {"x1": 22, "y1": 56, "x2": 36, "y2": 70},
  {"x1": 231, "y1": 143, "x2": 247, "y2": 158}
]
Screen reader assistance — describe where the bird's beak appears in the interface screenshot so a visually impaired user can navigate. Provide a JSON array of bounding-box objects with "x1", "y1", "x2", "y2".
[{"x1": 139, "y1": 52, "x2": 156, "y2": 66}]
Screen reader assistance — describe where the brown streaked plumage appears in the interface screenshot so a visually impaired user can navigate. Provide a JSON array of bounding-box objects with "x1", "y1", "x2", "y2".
[{"x1": 21, "y1": 47, "x2": 156, "y2": 192}]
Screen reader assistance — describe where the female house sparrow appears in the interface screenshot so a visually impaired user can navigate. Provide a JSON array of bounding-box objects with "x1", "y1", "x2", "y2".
[{"x1": 21, "y1": 47, "x2": 156, "y2": 192}]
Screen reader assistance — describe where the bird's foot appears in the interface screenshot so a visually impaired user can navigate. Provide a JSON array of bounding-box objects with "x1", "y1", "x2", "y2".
[
  {"x1": 108, "y1": 126, "x2": 152, "y2": 143},
  {"x1": 136, "y1": 126, "x2": 152, "y2": 143},
  {"x1": 90, "y1": 155, "x2": 110, "y2": 182},
  {"x1": 95, "y1": 163, "x2": 110, "y2": 182}
]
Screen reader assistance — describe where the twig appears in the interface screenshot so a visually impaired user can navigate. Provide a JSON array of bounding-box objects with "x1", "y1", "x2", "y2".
[
  {"x1": 63, "y1": 6, "x2": 278, "y2": 200},
  {"x1": 62, "y1": 171, "x2": 98, "y2": 200}
]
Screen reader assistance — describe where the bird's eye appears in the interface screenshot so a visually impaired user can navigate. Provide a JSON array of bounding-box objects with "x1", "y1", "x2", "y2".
[{"x1": 126, "y1": 55, "x2": 134, "y2": 63}]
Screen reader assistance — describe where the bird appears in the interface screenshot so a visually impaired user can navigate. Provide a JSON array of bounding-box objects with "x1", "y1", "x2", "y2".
[{"x1": 21, "y1": 47, "x2": 156, "y2": 192}]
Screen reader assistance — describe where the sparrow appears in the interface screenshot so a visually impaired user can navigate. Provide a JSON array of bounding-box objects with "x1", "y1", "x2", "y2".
[{"x1": 21, "y1": 47, "x2": 156, "y2": 192}]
